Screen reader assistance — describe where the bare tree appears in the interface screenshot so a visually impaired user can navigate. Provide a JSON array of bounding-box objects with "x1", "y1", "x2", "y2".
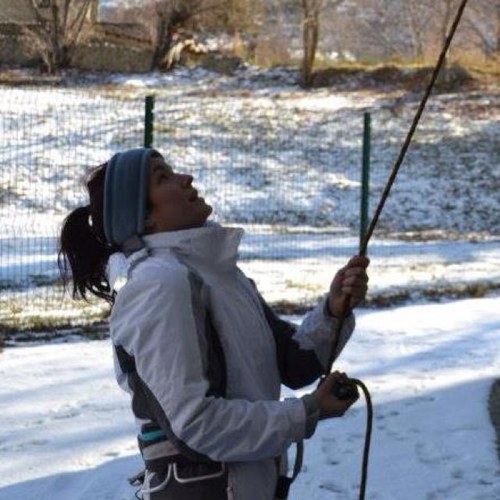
[
  {"x1": 305, "y1": 0, "x2": 497, "y2": 66},
  {"x1": 142, "y1": 0, "x2": 225, "y2": 70},
  {"x1": 465, "y1": 0, "x2": 500, "y2": 59},
  {"x1": 405, "y1": 0, "x2": 435, "y2": 60},
  {"x1": 351, "y1": 0, "x2": 412, "y2": 61},
  {"x1": 224, "y1": 0, "x2": 265, "y2": 58},
  {"x1": 421, "y1": 0, "x2": 497, "y2": 61},
  {"x1": 301, "y1": 0, "x2": 346, "y2": 87},
  {"x1": 15, "y1": 0, "x2": 93, "y2": 74},
  {"x1": 437, "y1": 0, "x2": 459, "y2": 49},
  {"x1": 301, "y1": 0, "x2": 321, "y2": 87}
]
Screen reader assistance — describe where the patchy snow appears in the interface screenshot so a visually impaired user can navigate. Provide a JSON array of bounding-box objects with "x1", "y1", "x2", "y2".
[
  {"x1": 0, "y1": 72, "x2": 498, "y2": 298},
  {"x1": 0, "y1": 67, "x2": 498, "y2": 498},
  {"x1": 238, "y1": 234, "x2": 500, "y2": 306},
  {"x1": 1, "y1": 71, "x2": 497, "y2": 235},
  {"x1": 0, "y1": 297, "x2": 498, "y2": 500}
]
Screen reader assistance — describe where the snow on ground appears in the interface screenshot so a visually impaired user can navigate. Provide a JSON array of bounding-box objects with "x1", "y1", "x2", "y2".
[
  {"x1": 2, "y1": 224, "x2": 500, "y2": 310},
  {"x1": 0, "y1": 71, "x2": 498, "y2": 328},
  {"x1": 238, "y1": 232, "x2": 500, "y2": 305},
  {"x1": 0, "y1": 67, "x2": 498, "y2": 498},
  {"x1": 1, "y1": 68, "x2": 498, "y2": 235},
  {"x1": 0, "y1": 296, "x2": 498, "y2": 500}
]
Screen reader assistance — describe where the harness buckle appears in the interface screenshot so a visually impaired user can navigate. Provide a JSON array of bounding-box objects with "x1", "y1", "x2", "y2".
[{"x1": 172, "y1": 462, "x2": 226, "y2": 484}]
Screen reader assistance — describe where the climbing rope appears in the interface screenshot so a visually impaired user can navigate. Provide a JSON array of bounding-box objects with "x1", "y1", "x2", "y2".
[
  {"x1": 358, "y1": 0, "x2": 472, "y2": 259},
  {"x1": 325, "y1": 1, "x2": 471, "y2": 499}
]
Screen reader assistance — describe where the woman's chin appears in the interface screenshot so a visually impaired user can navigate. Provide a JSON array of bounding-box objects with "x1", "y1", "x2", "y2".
[{"x1": 202, "y1": 201, "x2": 213, "y2": 217}]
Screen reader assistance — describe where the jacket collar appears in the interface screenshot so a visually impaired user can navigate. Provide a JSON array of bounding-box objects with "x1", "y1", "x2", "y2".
[
  {"x1": 143, "y1": 221, "x2": 244, "y2": 272},
  {"x1": 108, "y1": 222, "x2": 244, "y2": 290}
]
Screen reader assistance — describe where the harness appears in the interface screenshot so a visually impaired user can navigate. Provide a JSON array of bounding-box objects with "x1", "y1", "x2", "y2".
[{"x1": 136, "y1": 424, "x2": 227, "y2": 497}]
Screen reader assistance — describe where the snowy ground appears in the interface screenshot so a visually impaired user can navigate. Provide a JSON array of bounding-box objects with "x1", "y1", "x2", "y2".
[
  {"x1": 1, "y1": 73, "x2": 498, "y2": 234},
  {"x1": 0, "y1": 67, "x2": 498, "y2": 498},
  {"x1": 0, "y1": 296, "x2": 498, "y2": 500}
]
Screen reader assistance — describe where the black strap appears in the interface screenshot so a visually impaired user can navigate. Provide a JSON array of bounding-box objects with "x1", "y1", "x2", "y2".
[
  {"x1": 275, "y1": 476, "x2": 293, "y2": 500},
  {"x1": 275, "y1": 440, "x2": 304, "y2": 500}
]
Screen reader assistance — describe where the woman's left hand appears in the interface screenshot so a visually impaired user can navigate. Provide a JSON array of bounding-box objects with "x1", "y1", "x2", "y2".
[{"x1": 328, "y1": 256, "x2": 370, "y2": 318}]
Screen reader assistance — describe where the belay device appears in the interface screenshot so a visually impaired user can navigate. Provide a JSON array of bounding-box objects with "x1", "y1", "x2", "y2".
[{"x1": 312, "y1": 1, "x2": 471, "y2": 498}]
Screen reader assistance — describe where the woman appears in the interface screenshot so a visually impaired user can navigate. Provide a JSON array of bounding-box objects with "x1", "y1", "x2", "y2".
[{"x1": 59, "y1": 147, "x2": 369, "y2": 500}]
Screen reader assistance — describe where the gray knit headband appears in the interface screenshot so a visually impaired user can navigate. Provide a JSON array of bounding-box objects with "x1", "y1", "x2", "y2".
[{"x1": 103, "y1": 148, "x2": 159, "y2": 247}]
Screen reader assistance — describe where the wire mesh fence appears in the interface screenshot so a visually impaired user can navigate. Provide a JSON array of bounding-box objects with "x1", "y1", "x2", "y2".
[
  {"x1": 0, "y1": 88, "x2": 146, "y2": 330},
  {"x1": 1, "y1": 84, "x2": 497, "y2": 333},
  {"x1": 0, "y1": 86, "x2": 369, "y2": 331}
]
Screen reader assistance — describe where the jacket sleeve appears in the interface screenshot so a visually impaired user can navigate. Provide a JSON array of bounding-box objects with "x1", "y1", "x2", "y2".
[
  {"x1": 110, "y1": 267, "x2": 309, "y2": 464},
  {"x1": 255, "y1": 286, "x2": 355, "y2": 389}
]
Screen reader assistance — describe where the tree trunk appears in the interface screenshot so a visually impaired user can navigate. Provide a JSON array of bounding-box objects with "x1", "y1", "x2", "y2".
[
  {"x1": 301, "y1": 0, "x2": 321, "y2": 88},
  {"x1": 149, "y1": 1, "x2": 202, "y2": 70},
  {"x1": 496, "y1": 2, "x2": 500, "y2": 58},
  {"x1": 231, "y1": 28, "x2": 244, "y2": 56},
  {"x1": 24, "y1": 0, "x2": 91, "y2": 74},
  {"x1": 406, "y1": 1, "x2": 427, "y2": 61},
  {"x1": 150, "y1": 11, "x2": 171, "y2": 70}
]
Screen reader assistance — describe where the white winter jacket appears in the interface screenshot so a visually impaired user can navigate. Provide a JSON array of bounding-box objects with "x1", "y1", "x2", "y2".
[{"x1": 108, "y1": 222, "x2": 355, "y2": 500}]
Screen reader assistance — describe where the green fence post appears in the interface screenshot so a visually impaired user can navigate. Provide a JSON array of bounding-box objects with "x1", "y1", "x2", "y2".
[
  {"x1": 144, "y1": 95, "x2": 155, "y2": 148},
  {"x1": 360, "y1": 112, "x2": 371, "y2": 249}
]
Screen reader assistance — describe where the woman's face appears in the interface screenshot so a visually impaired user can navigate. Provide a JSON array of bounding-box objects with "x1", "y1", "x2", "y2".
[{"x1": 145, "y1": 156, "x2": 212, "y2": 233}]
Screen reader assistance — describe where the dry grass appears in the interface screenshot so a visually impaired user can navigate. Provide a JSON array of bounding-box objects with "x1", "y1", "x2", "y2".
[
  {"x1": 308, "y1": 57, "x2": 497, "y2": 92},
  {"x1": 271, "y1": 282, "x2": 500, "y2": 315},
  {"x1": 311, "y1": 65, "x2": 453, "y2": 91},
  {"x1": 0, "y1": 287, "x2": 110, "y2": 333},
  {"x1": 453, "y1": 52, "x2": 500, "y2": 82}
]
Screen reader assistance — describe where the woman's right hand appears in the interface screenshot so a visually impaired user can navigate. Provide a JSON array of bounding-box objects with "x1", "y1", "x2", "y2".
[{"x1": 314, "y1": 371, "x2": 359, "y2": 419}]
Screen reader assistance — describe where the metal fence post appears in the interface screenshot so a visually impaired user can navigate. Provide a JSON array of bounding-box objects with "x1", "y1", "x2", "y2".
[
  {"x1": 144, "y1": 95, "x2": 155, "y2": 148},
  {"x1": 360, "y1": 112, "x2": 371, "y2": 249}
]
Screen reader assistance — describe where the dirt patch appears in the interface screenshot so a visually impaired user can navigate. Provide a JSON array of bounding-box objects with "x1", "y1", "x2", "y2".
[
  {"x1": 367, "y1": 283, "x2": 500, "y2": 308},
  {"x1": 311, "y1": 64, "x2": 477, "y2": 93},
  {"x1": 379, "y1": 230, "x2": 498, "y2": 243},
  {"x1": 2, "y1": 321, "x2": 109, "y2": 346},
  {"x1": 6, "y1": 282, "x2": 497, "y2": 343},
  {"x1": 270, "y1": 282, "x2": 500, "y2": 315},
  {"x1": 0, "y1": 69, "x2": 64, "y2": 86}
]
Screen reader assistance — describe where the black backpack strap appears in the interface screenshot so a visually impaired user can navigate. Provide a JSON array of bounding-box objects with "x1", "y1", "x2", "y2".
[{"x1": 275, "y1": 441, "x2": 304, "y2": 500}]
